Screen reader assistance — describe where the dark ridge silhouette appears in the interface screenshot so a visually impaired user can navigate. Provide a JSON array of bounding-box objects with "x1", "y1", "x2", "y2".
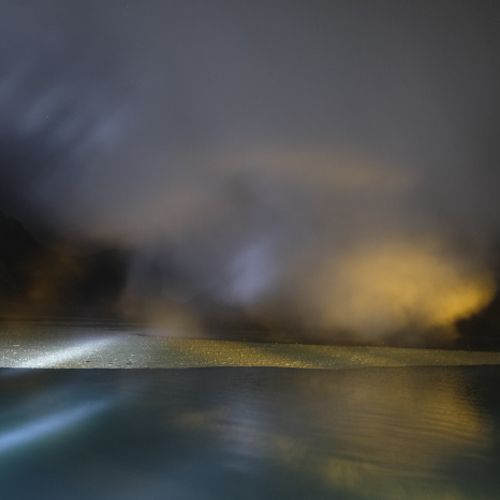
[
  {"x1": 0, "y1": 211, "x2": 129, "y2": 317},
  {"x1": 458, "y1": 282, "x2": 500, "y2": 351},
  {"x1": 0, "y1": 211, "x2": 42, "y2": 298}
]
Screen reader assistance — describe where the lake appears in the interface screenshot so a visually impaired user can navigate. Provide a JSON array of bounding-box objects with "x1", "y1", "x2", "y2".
[{"x1": 0, "y1": 364, "x2": 499, "y2": 499}]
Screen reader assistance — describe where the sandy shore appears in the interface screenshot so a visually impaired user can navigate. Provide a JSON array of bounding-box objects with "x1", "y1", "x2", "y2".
[{"x1": 1, "y1": 331, "x2": 500, "y2": 369}]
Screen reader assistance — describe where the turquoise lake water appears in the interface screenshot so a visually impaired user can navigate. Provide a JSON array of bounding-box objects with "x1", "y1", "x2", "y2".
[{"x1": 0, "y1": 365, "x2": 499, "y2": 499}]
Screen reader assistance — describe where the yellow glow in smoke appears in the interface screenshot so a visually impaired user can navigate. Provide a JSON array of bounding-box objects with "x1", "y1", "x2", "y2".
[{"x1": 316, "y1": 241, "x2": 494, "y2": 336}]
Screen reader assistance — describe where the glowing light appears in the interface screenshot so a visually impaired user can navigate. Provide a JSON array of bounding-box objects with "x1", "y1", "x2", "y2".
[
  {"x1": 229, "y1": 239, "x2": 274, "y2": 304},
  {"x1": 16, "y1": 337, "x2": 118, "y2": 368},
  {"x1": 314, "y1": 240, "x2": 495, "y2": 337},
  {"x1": 0, "y1": 401, "x2": 112, "y2": 454}
]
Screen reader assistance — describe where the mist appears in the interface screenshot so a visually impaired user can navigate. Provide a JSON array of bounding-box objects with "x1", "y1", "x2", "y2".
[{"x1": 1, "y1": 0, "x2": 500, "y2": 342}]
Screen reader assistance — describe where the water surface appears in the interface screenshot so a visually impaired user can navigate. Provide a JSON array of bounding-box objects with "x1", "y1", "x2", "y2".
[{"x1": 0, "y1": 366, "x2": 499, "y2": 499}]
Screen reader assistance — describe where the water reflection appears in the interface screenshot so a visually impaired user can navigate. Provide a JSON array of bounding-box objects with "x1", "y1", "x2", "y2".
[
  {"x1": 0, "y1": 400, "x2": 113, "y2": 454},
  {"x1": 0, "y1": 367, "x2": 499, "y2": 499}
]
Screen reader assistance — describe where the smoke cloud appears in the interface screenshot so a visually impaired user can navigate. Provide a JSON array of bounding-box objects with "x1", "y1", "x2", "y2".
[{"x1": 1, "y1": 1, "x2": 500, "y2": 341}]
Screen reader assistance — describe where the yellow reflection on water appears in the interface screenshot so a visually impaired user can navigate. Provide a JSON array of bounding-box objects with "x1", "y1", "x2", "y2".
[
  {"x1": 300, "y1": 369, "x2": 492, "y2": 498},
  {"x1": 175, "y1": 368, "x2": 493, "y2": 499}
]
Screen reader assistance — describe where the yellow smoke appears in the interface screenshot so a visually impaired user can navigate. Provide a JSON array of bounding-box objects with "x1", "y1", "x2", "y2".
[{"x1": 313, "y1": 239, "x2": 494, "y2": 339}]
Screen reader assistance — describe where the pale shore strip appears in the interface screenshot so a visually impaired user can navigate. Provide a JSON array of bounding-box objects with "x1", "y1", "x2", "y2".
[{"x1": 1, "y1": 334, "x2": 500, "y2": 369}]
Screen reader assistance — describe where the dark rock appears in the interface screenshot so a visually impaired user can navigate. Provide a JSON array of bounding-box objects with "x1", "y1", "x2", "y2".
[{"x1": 0, "y1": 211, "x2": 129, "y2": 316}]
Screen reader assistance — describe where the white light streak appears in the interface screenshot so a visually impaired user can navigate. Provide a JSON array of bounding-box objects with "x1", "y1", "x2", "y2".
[
  {"x1": 0, "y1": 400, "x2": 112, "y2": 454},
  {"x1": 16, "y1": 337, "x2": 118, "y2": 368}
]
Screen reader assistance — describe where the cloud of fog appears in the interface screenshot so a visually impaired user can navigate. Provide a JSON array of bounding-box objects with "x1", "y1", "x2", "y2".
[{"x1": 1, "y1": 1, "x2": 500, "y2": 340}]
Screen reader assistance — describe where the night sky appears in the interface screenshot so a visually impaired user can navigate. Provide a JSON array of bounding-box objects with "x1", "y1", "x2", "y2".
[{"x1": 1, "y1": 1, "x2": 500, "y2": 342}]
